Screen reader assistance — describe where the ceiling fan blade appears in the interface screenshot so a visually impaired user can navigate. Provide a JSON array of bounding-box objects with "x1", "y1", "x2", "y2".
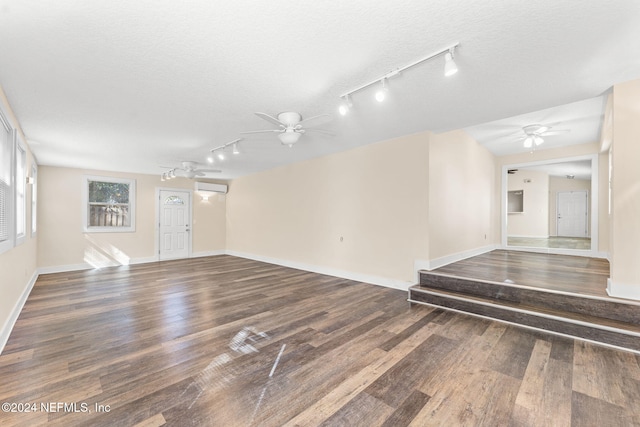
[
  {"x1": 541, "y1": 130, "x2": 570, "y2": 136},
  {"x1": 298, "y1": 113, "x2": 330, "y2": 126},
  {"x1": 305, "y1": 128, "x2": 335, "y2": 137},
  {"x1": 255, "y1": 112, "x2": 285, "y2": 127},
  {"x1": 240, "y1": 129, "x2": 282, "y2": 134}
]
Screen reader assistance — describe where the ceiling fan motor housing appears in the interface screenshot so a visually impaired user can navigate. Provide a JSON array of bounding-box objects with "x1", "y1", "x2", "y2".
[{"x1": 277, "y1": 112, "x2": 302, "y2": 127}]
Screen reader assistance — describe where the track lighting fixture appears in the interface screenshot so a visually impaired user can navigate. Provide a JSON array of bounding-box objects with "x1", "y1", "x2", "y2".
[
  {"x1": 375, "y1": 79, "x2": 388, "y2": 102},
  {"x1": 338, "y1": 42, "x2": 459, "y2": 111},
  {"x1": 207, "y1": 155, "x2": 214, "y2": 163},
  {"x1": 338, "y1": 94, "x2": 352, "y2": 116},
  {"x1": 444, "y1": 49, "x2": 458, "y2": 77},
  {"x1": 210, "y1": 138, "x2": 243, "y2": 161}
]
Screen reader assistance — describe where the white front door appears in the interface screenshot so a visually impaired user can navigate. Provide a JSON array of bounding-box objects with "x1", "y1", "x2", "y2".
[
  {"x1": 557, "y1": 190, "x2": 588, "y2": 237},
  {"x1": 159, "y1": 190, "x2": 191, "y2": 260}
]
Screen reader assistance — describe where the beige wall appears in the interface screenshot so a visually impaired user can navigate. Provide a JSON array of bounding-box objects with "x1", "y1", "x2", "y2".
[
  {"x1": 227, "y1": 129, "x2": 496, "y2": 285},
  {"x1": 0, "y1": 86, "x2": 38, "y2": 351},
  {"x1": 227, "y1": 132, "x2": 432, "y2": 285},
  {"x1": 507, "y1": 170, "x2": 549, "y2": 237},
  {"x1": 428, "y1": 130, "x2": 496, "y2": 260},
  {"x1": 37, "y1": 167, "x2": 226, "y2": 269},
  {"x1": 609, "y1": 79, "x2": 640, "y2": 299}
]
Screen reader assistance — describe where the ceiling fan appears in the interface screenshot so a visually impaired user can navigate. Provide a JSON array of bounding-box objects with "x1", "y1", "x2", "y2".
[
  {"x1": 241, "y1": 112, "x2": 332, "y2": 146},
  {"x1": 161, "y1": 161, "x2": 221, "y2": 180},
  {"x1": 518, "y1": 124, "x2": 570, "y2": 149}
]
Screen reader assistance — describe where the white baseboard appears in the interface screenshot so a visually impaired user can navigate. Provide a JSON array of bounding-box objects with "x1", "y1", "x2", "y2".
[
  {"x1": 421, "y1": 244, "x2": 498, "y2": 272},
  {"x1": 0, "y1": 270, "x2": 39, "y2": 355},
  {"x1": 606, "y1": 278, "x2": 640, "y2": 301},
  {"x1": 37, "y1": 256, "x2": 159, "y2": 275},
  {"x1": 225, "y1": 250, "x2": 413, "y2": 291},
  {"x1": 191, "y1": 250, "x2": 226, "y2": 258}
]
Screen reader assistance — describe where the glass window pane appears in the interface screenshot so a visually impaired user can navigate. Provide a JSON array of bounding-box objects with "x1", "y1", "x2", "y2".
[
  {"x1": 164, "y1": 195, "x2": 184, "y2": 205},
  {"x1": 88, "y1": 181, "x2": 130, "y2": 204}
]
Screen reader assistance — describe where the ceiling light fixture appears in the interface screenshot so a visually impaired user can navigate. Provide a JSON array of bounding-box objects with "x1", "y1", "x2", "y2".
[
  {"x1": 375, "y1": 78, "x2": 388, "y2": 102},
  {"x1": 338, "y1": 42, "x2": 460, "y2": 110},
  {"x1": 278, "y1": 130, "x2": 302, "y2": 146},
  {"x1": 210, "y1": 138, "x2": 243, "y2": 160},
  {"x1": 443, "y1": 49, "x2": 458, "y2": 76},
  {"x1": 338, "y1": 94, "x2": 352, "y2": 116}
]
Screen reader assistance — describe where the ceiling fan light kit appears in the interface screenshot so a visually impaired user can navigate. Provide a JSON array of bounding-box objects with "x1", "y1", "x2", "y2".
[
  {"x1": 519, "y1": 124, "x2": 570, "y2": 152},
  {"x1": 240, "y1": 111, "x2": 331, "y2": 146},
  {"x1": 337, "y1": 42, "x2": 460, "y2": 114}
]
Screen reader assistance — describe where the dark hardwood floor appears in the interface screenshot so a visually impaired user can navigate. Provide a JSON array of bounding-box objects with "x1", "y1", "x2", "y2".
[
  {"x1": 431, "y1": 250, "x2": 611, "y2": 297},
  {"x1": 1, "y1": 255, "x2": 639, "y2": 426}
]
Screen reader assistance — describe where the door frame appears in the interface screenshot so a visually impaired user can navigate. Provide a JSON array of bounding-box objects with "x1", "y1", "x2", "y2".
[
  {"x1": 501, "y1": 153, "x2": 599, "y2": 257},
  {"x1": 556, "y1": 190, "x2": 589, "y2": 237},
  {"x1": 155, "y1": 187, "x2": 194, "y2": 260}
]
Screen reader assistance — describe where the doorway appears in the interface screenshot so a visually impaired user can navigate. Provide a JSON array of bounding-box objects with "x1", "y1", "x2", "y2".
[
  {"x1": 158, "y1": 189, "x2": 192, "y2": 260},
  {"x1": 501, "y1": 154, "x2": 598, "y2": 256},
  {"x1": 557, "y1": 190, "x2": 589, "y2": 237}
]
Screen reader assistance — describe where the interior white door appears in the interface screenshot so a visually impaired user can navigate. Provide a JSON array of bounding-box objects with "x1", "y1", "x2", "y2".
[
  {"x1": 557, "y1": 190, "x2": 588, "y2": 237},
  {"x1": 159, "y1": 190, "x2": 191, "y2": 260}
]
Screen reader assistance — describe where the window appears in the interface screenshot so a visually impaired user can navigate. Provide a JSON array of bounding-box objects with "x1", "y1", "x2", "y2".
[
  {"x1": 0, "y1": 110, "x2": 14, "y2": 254},
  {"x1": 164, "y1": 195, "x2": 184, "y2": 205},
  {"x1": 31, "y1": 163, "x2": 37, "y2": 237},
  {"x1": 15, "y1": 138, "x2": 26, "y2": 244},
  {"x1": 83, "y1": 176, "x2": 136, "y2": 232}
]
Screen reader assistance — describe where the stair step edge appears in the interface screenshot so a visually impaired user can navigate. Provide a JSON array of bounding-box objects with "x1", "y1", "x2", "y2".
[{"x1": 409, "y1": 286, "x2": 640, "y2": 337}]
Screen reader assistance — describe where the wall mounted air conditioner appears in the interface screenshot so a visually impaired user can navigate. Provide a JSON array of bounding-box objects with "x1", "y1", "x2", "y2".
[{"x1": 195, "y1": 181, "x2": 228, "y2": 194}]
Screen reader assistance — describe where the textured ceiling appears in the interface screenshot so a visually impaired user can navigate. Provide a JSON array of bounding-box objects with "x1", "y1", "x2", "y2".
[{"x1": 0, "y1": 1, "x2": 639, "y2": 179}]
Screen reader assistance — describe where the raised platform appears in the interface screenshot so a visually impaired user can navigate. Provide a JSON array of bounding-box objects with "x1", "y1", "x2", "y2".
[{"x1": 408, "y1": 251, "x2": 640, "y2": 353}]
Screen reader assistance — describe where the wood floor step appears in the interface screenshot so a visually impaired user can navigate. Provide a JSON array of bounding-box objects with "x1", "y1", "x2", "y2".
[
  {"x1": 418, "y1": 271, "x2": 640, "y2": 326},
  {"x1": 408, "y1": 285, "x2": 640, "y2": 353}
]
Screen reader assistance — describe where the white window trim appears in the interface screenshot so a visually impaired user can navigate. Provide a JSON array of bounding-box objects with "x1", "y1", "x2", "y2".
[
  {"x1": 31, "y1": 163, "x2": 37, "y2": 238},
  {"x1": 0, "y1": 111, "x2": 15, "y2": 255},
  {"x1": 82, "y1": 175, "x2": 136, "y2": 233},
  {"x1": 15, "y1": 135, "x2": 27, "y2": 246}
]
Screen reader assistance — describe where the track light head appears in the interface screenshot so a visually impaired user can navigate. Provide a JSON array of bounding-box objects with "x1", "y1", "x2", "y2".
[
  {"x1": 217, "y1": 151, "x2": 225, "y2": 161},
  {"x1": 207, "y1": 155, "x2": 214, "y2": 163},
  {"x1": 232, "y1": 142, "x2": 240, "y2": 155},
  {"x1": 339, "y1": 95, "x2": 352, "y2": 116},
  {"x1": 444, "y1": 49, "x2": 458, "y2": 77},
  {"x1": 375, "y1": 79, "x2": 388, "y2": 102}
]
